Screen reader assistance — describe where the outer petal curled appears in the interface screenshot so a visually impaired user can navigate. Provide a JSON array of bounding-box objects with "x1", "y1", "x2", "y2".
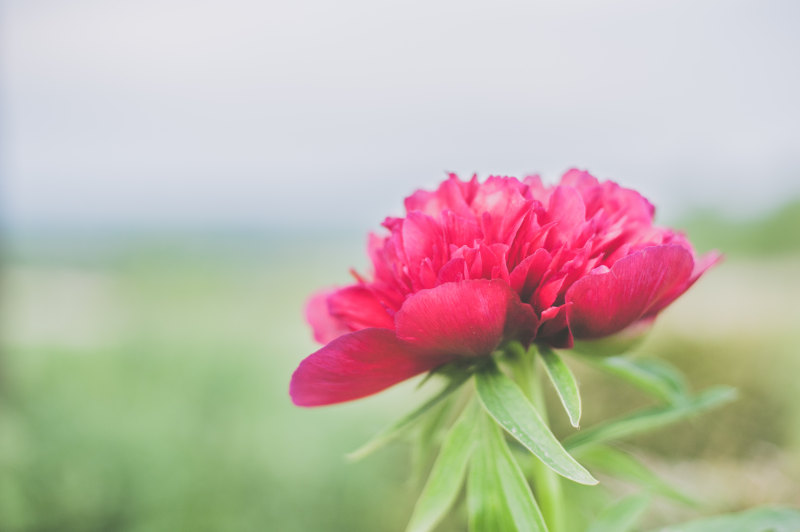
[
  {"x1": 566, "y1": 245, "x2": 694, "y2": 339},
  {"x1": 395, "y1": 279, "x2": 538, "y2": 357},
  {"x1": 644, "y1": 250, "x2": 722, "y2": 318},
  {"x1": 290, "y1": 329, "x2": 447, "y2": 407}
]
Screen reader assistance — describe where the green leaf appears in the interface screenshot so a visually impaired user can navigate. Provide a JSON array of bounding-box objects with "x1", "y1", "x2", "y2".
[
  {"x1": 409, "y1": 395, "x2": 457, "y2": 487},
  {"x1": 468, "y1": 419, "x2": 516, "y2": 532},
  {"x1": 564, "y1": 386, "x2": 737, "y2": 452},
  {"x1": 647, "y1": 506, "x2": 800, "y2": 532},
  {"x1": 467, "y1": 411, "x2": 548, "y2": 532},
  {"x1": 589, "y1": 356, "x2": 689, "y2": 404},
  {"x1": 539, "y1": 346, "x2": 582, "y2": 427},
  {"x1": 587, "y1": 493, "x2": 651, "y2": 532},
  {"x1": 474, "y1": 359, "x2": 597, "y2": 485},
  {"x1": 347, "y1": 372, "x2": 470, "y2": 461},
  {"x1": 576, "y1": 445, "x2": 695, "y2": 506},
  {"x1": 407, "y1": 401, "x2": 479, "y2": 532}
]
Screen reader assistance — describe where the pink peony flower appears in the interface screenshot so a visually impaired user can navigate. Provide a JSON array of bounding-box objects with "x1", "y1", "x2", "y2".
[{"x1": 290, "y1": 170, "x2": 718, "y2": 406}]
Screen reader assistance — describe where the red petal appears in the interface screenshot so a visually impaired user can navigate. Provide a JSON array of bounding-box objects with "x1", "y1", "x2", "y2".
[
  {"x1": 560, "y1": 168, "x2": 599, "y2": 189},
  {"x1": 504, "y1": 296, "x2": 539, "y2": 348},
  {"x1": 306, "y1": 290, "x2": 349, "y2": 344},
  {"x1": 290, "y1": 329, "x2": 444, "y2": 407},
  {"x1": 471, "y1": 177, "x2": 533, "y2": 244},
  {"x1": 328, "y1": 285, "x2": 395, "y2": 331},
  {"x1": 437, "y1": 257, "x2": 467, "y2": 284},
  {"x1": 442, "y1": 210, "x2": 482, "y2": 249},
  {"x1": 404, "y1": 174, "x2": 476, "y2": 218},
  {"x1": 395, "y1": 279, "x2": 536, "y2": 357},
  {"x1": 545, "y1": 185, "x2": 586, "y2": 246},
  {"x1": 537, "y1": 305, "x2": 573, "y2": 348},
  {"x1": 402, "y1": 212, "x2": 446, "y2": 288},
  {"x1": 566, "y1": 245, "x2": 694, "y2": 339},
  {"x1": 509, "y1": 248, "x2": 552, "y2": 302},
  {"x1": 644, "y1": 250, "x2": 721, "y2": 318}
]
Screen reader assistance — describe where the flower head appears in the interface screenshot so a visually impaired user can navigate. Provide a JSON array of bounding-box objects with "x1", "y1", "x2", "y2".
[{"x1": 290, "y1": 170, "x2": 718, "y2": 406}]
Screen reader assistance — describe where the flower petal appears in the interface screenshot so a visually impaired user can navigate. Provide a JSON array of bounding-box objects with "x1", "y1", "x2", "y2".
[
  {"x1": 566, "y1": 245, "x2": 694, "y2": 339},
  {"x1": 544, "y1": 185, "x2": 586, "y2": 246},
  {"x1": 402, "y1": 212, "x2": 447, "y2": 289},
  {"x1": 306, "y1": 289, "x2": 349, "y2": 344},
  {"x1": 395, "y1": 279, "x2": 537, "y2": 357},
  {"x1": 509, "y1": 248, "x2": 552, "y2": 303},
  {"x1": 537, "y1": 305, "x2": 573, "y2": 348},
  {"x1": 328, "y1": 285, "x2": 395, "y2": 331},
  {"x1": 470, "y1": 176, "x2": 533, "y2": 244},
  {"x1": 290, "y1": 329, "x2": 445, "y2": 407},
  {"x1": 644, "y1": 250, "x2": 722, "y2": 318},
  {"x1": 404, "y1": 173, "x2": 477, "y2": 218}
]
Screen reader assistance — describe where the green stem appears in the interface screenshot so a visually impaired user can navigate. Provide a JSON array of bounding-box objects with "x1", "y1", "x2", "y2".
[{"x1": 510, "y1": 344, "x2": 565, "y2": 532}]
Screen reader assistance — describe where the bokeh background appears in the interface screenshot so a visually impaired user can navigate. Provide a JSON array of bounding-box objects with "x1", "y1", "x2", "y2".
[{"x1": 2, "y1": 0, "x2": 799, "y2": 530}]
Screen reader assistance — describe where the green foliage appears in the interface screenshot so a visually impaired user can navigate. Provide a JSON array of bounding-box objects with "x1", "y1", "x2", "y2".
[
  {"x1": 575, "y1": 445, "x2": 694, "y2": 506},
  {"x1": 406, "y1": 402, "x2": 478, "y2": 532},
  {"x1": 564, "y1": 386, "x2": 737, "y2": 452},
  {"x1": 587, "y1": 494, "x2": 650, "y2": 532},
  {"x1": 409, "y1": 393, "x2": 459, "y2": 488},
  {"x1": 539, "y1": 346, "x2": 582, "y2": 427},
  {"x1": 474, "y1": 359, "x2": 597, "y2": 486},
  {"x1": 467, "y1": 410, "x2": 548, "y2": 532},
  {"x1": 348, "y1": 372, "x2": 470, "y2": 461},
  {"x1": 584, "y1": 355, "x2": 689, "y2": 404}
]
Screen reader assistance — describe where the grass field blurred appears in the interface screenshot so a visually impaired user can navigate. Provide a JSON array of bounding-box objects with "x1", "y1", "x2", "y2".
[{"x1": 1, "y1": 204, "x2": 799, "y2": 531}]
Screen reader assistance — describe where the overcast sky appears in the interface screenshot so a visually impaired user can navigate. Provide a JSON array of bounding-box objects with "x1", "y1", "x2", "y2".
[{"x1": 2, "y1": 0, "x2": 799, "y2": 231}]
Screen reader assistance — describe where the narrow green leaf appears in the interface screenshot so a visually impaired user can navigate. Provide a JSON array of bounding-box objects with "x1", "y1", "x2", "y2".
[
  {"x1": 347, "y1": 372, "x2": 470, "y2": 461},
  {"x1": 467, "y1": 411, "x2": 548, "y2": 532},
  {"x1": 576, "y1": 445, "x2": 695, "y2": 506},
  {"x1": 564, "y1": 386, "x2": 737, "y2": 452},
  {"x1": 406, "y1": 401, "x2": 479, "y2": 532},
  {"x1": 410, "y1": 396, "x2": 457, "y2": 487},
  {"x1": 485, "y1": 416, "x2": 549, "y2": 532},
  {"x1": 539, "y1": 346, "x2": 582, "y2": 427},
  {"x1": 468, "y1": 418, "x2": 516, "y2": 532},
  {"x1": 647, "y1": 506, "x2": 800, "y2": 532},
  {"x1": 475, "y1": 359, "x2": 597, "y2": 485},
  {"x1": 587, "y1": 493, "x2": 651, "y2": 532},
  {"x1": 589, "y1": 356, "x2": 688, "y2": 404}
]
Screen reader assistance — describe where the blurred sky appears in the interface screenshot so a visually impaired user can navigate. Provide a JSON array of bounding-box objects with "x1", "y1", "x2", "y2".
[{"x1": 2, "y1": 0, "x2": 799, "y2": 231}]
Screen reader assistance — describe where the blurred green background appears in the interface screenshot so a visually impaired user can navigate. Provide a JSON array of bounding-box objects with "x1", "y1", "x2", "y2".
[{"x1": 1, "y1": 203, "x2": 799, "y2": 532}]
